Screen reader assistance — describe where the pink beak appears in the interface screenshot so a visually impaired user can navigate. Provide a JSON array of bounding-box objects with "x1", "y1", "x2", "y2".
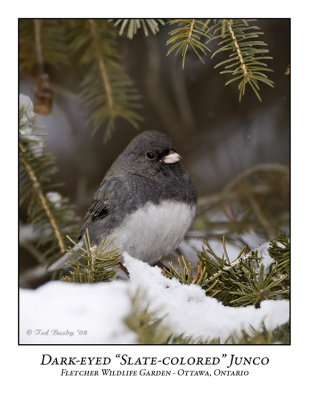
[{"x1": 162, "y1": 150, "x2": 182, "y2": 164}]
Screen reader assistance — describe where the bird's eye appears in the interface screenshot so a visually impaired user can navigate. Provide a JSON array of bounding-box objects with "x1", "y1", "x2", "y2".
[{"x1": 146, "y1": 152, "x2": 156, "y2": 159}]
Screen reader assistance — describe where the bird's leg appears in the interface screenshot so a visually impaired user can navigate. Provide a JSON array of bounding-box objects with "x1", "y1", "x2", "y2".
[
  {"x1": 118, "y1": 262, "x2": 129, "y2": 277},
  {"x1": 156, "y1": 261, "x2": 170, "y2": 272},
  {"x1": 192, "y1": 261, "x2": 202, "y2": 284}
]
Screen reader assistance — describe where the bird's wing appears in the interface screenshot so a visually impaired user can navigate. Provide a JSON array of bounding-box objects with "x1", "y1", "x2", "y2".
[{"x1": 80, "y1": 176, "x2": 126, "y2": 235}]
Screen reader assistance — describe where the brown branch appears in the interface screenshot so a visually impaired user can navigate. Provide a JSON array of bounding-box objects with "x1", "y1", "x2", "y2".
[
  {"x1": 34, "y1": 19, "x2": 44, "y2": 73},
  {"x1": 19, "y1": 150, "x2": 65, "y2": 253},
  {"x1": 187, "y1": 19, "x2": 195, "y2": 47},
  {"x1": 227, "y1": 20, "x2": 248, "y2": 79},
  {"x1": 88, "y1": 19, "x2": 115, "y2": 117}
]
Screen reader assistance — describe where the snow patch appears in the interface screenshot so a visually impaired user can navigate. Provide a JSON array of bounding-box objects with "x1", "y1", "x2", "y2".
[
  {"x1": 19, "y1": 251, "x2": 289, "y2": 344},
  {"x1": 46, "y1": 191, "x2": 62, "y2": 208},
  {"x1": 19, "y1": 94, "x2": 35, "y2": 136},
  {"x1": 124, "y1": 254, "x2": 289, "y2": 342},
  {"x1": 20, "y1": 280, "x2": 136, "y2": 344}
]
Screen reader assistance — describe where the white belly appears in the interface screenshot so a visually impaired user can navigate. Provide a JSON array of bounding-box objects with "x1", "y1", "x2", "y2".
[{"x1": 111, "y1": 200, "x2": 196, "y2": 264}]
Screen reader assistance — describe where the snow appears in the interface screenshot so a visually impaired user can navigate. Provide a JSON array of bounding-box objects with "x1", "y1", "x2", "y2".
[
  {"x1": 19, "y1": 94, "x2": 36, "y2": 136},
  {"x1": 20, "y1": 280, "x2": 136, "y2": 344},
  {"x1": 46, "y1": 191, "x2": 62, "y2": 208},
  {"x1": 177, "y1": 233, "x2": 275, "y2": 272},
  {"x1": 124, "y1": 254, "x2": 289, "y2": 342},
  {"x1": 20, "y1": 252, "x2": 289, "y2": 344},
  {"x1": 255, "y1": 241, "x2": 276, "y2": 269},
  {"x1": 19, "y1": 94, "x2": 45, "y2": 157}
]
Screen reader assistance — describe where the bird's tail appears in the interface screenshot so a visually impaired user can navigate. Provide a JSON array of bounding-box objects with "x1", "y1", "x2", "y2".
[{"x1": 47, "y1": 240, "x2": 83, "y2": 272}]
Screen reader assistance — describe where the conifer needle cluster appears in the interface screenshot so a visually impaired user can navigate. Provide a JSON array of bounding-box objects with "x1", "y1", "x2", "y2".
[
  {"x1": 19, "y1": 18, "x2": 275, "y2": 142},
  {"x1": 163, "y1": 234, "x2": 290, "y2": 308},
  {"x1": 61, "y1": 230, "x2": 121, "y2": 283},
  {"x1": 19, "y1": 96, "x2": 80, "y2": 264}
]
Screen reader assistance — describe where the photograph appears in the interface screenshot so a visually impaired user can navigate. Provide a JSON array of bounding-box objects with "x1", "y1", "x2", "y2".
[{"x1": 18, "y1": 18, "x2": 290, "y2": 345}]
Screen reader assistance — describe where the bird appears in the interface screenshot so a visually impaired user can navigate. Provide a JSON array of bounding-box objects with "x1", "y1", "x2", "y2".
[{"x1": 48, "y1": 130, "x2": 197, "y2": 272}]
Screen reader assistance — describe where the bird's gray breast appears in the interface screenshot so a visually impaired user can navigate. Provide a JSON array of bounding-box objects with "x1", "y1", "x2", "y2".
[{"x1": 109, "y1": 200, "x2": 196, "y2": 264}]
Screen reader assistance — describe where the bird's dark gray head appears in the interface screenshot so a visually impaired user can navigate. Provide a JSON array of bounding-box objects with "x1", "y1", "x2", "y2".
[{"x1": 109, "y1": 130, "x2": 183, "y2": 177}]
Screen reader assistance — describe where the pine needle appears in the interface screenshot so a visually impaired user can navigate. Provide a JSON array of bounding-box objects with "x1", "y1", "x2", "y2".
[
  {"x1": 62, "y1": 230, "x2": 121, "y2": 283},
  {"x1": 68, "y1": 19, "x2": 143, "y2": 141},
  {"x1": 19, "y1": 97, "x2": 80, "y2": 263},
  {"x1": 210, "y1": 19, "x2": 274, "y2": 102},
  {"x1": 112, "y1": 19, "x2": 165, "y2": 39},
  {"x1": 162, "y1": 234, "x2": 290, "y2": 308},
  {"x1": 166, "y1": 19, "x2": 212, "y2": 68}
]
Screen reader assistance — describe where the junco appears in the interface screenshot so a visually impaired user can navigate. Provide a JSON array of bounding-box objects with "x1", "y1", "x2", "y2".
[{"x1": 49, "y1": 130, "x2": 196, "y2": 271}]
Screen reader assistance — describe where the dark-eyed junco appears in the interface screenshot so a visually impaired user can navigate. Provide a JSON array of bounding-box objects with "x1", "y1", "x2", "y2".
[{"x1": 49, "y1": 130, "x2": 196, "y2": 271}]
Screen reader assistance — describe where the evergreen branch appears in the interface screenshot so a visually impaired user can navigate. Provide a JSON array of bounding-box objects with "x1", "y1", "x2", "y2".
[
  {"x1": 19, "y1": 95, "x2": 80, "y2": 263},
  {"x1": 227, "y1": 20, "x2": 248, "y2": 80},
  {"x1": 112, "y1": 19, "x2": 165, "y2": 39},
  {"x1": 125, "y1": 289, "x2": 289, "y2": 344},
  {"x1": 124, "y1": 289, "x2": 171, "y2": 344},
  {"x1": 268, "y1": 233, "x2": 290, "y2": 270},
  {"x1": 197, "y1": 237, "x2": 290, "y2": 307},
  {"x1": 125, "y1": 290, "x2": 219, "y2": 344},
  {"x1": 19, "y1": 150, "x2": 65, "y2": 254},
  {"x1": 162, "y1": 256, "x2": 209, "y2": 288},
  {"x1": 19, "y1": 19, "x2": 69, "y2": 70},
  {"x1": 62, "y1": 230, "x2": 121, "y2": 283},
  {"x1": 164, "y1": 234, "x2": 290, "y2": 308},
  {"x1": 88, "y1": 19, "x2": 115, "y2": 119},
  {"x1": 229, "y1": 255, "x2": 289, "y2": 308},
  {"x1": 166, "y1": 19, "x2": 211, "y2": 68},
  {"x1": 227, "y1": 322, "x2": 290, "y2": 344},
  {"x1": 34, "y1": 19, "x2": 44, "y2": 71},
  {"x1": 267, "y1": 232, "x2": 290, "y2": 293},
  {"x1": 19, "y1": 19, "x2": 68, "y2": 115},
  {"x1": 210, "y1": 19, "x2": 274, "y2": 101},
  {"x1": 69, "y1": 19, "x2": 143, "y2": 141}
]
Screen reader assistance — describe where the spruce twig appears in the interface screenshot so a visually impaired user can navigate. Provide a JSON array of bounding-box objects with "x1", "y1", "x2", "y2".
[
  {"x1": 19, "y1": 19, "x2": 69, "y2": 70},
  {"x1": 68, "y1": 19, "x2": 143, "y2": 141},
  {"x1": 62, "y1": 230, "x2": 121, "y2": 283},
  {"x1": 163, "y1": 234, "x2": 290, "y2": 308},
  {"x1": 124, "y1": 289, "x2": 171, "y2": 344},
  {"x1": 229, "y1": 253, "x2": 289, "y2": 308},
  {"x1": 124, "y1": 289, "x2": 289, "y2": 344},
  {"x1": 210, "y1": 19, "x2": 274, "y2": 101},
  {"x1": 88, "y1": 19, "x2": 116, "y2": 120},
  {"x1": 125, "y1": 290, "x2": 219, "y2": 344},
  {"x1": 166, "y1": 19, "x2": 211, "y2": 68},
  {"x1": 19, "y1": 96, "x2": 80, "y2": 263},
  {"x1": 198, "y1": 237, "x2": 290, "y2": 307},
  {"x1": 112, "y1": 19, "x2": 165, "y2": 39},
  {"x1": 268, "y1": 233, "x2": 290, "y2": 270},
  {"x1": 19, "y1": 150, "x2": 65, "y2": 254},
  {"x1": 34, "y1": 19, "x2": 44, "y2": 71},
  {"x1": 227, "y1": 322, "x2": 290, "y2": 344}
]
